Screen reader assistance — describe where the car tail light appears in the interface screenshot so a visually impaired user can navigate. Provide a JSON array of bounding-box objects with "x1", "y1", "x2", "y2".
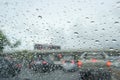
[
  {"x1": 91, "y1": 58, "x2": 97, "y2": 63},
  {"x1": 42, "y1": 61, "x2": 47, "y2": 64},
  {"x1": 62, "y1": 60, "x2": 65, "y2": 64},
  {"x1": 71, "y1": 60, "x2": 75, "y2": 64},
  {"x1": 77, "y1": 60, "x2": 82, "y2": 68},
  {"x1": 106, "y1": 61, "x2": 112, "y2": 67},
  {"x1": 58, "y1": 54, "x2": 62, "y2": 58}
]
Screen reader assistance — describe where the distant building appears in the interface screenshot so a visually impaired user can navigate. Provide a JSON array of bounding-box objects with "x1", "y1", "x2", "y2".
[{"x1": 34, "y1": 44, "x2": 61, "y2": 50}]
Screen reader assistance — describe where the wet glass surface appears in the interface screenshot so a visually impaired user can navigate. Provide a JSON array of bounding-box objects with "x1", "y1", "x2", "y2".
[{"x1": 0, "y1": 0, "x2": 120, "y2": 80}]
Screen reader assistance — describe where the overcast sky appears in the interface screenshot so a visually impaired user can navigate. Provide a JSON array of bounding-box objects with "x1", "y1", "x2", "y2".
[{"x1": 0, "y1": 0, "x2": 120, "y2": 51}]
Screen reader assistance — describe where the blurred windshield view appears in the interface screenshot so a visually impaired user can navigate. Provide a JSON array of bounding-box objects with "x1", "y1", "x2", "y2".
[{"x1": 0, "y1": 0, "x2": 120, "y2": 80}]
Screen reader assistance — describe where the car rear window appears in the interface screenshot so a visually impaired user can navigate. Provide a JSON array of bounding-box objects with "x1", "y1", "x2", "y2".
[{"x1": 84, "y1": 53, "x2": 105, "y2": 60}]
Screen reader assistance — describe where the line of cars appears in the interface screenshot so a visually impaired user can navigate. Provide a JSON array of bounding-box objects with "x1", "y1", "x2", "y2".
[
  {"x1": 53, "y1": 51, "x2": 116, "y2": 80},
  {"x1": 28, "y1": 52, "x2": 116, "y2": 74},
  {"x1": 28, "y1": 55, "x2": 62, "y2": 73},
  {"x1": 58, "y1": 52, "x2": 113, "y2": 72},
  {"x1": 0, "y1": 51, "x2": 118, "y2": 80},
  {"x1": 28, "y1": 56, "x2": 56, "y2": 72},
  {"x1": 28, "y1": 54, "x2": 79, "y2": 73}
]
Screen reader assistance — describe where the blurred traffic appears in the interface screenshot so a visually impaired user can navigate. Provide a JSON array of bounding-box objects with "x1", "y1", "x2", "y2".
[
  {"x1": 0, "y1": 51, "x2": 119, "y2": 80},
  {"x1": 0, "y1": 0, "x2": 120, "y2": 80}
]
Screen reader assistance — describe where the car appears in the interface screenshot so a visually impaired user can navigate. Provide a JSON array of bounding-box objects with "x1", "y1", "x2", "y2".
[
  {"x1": 0, "y1": 57, "x2": 22, "y2": 78},
  {"x1": 77, "y1": 51, "x2": 110, "y2": 68},
  {"x1": 59, "y1": 55, "x2": 78, "y2": 72},
  {"x1": 28, "y1": 56, "x2": 55, "y2": 73},
  {"x1": 77, "y1": 52, "x2": 112, "y2": 80},
  {"x1": 105, "y1": 56, "x2": 118, "y2": 62},
  {"x1": 61, "y1": 60, "x2": 78, "y2": 72},
  {"x1": 109, "y1": 57, "x2": 120, "y2": 68},
  {"x1": 11, "y1": 59, "x2": 22, "y2": 74},
  {"x1": 5, "y1": 56, "x2": 22, "y2": 74}
]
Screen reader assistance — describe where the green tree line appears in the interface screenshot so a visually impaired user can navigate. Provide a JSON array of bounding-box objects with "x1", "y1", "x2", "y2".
[{"x1": 0, "y1": 30, "x2": 21, "y2": 52}]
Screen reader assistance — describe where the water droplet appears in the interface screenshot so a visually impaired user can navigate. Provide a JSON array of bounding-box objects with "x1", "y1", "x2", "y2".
[
  {"x1": 101, "y1": 2, "x2": 104, "y2": 5},
  {"x1": 116, "y1": 1, "x2": 120, "y2": 4},
  {"x1": 95, "y1": 40, "x2": 100, "y2": 43},
  {"x1": 38, "y1": 15, "x2": 42, "y2": 18},
  {"x1": 112, "y1": 39, "x2": 117, "y2": 42},
  {"x1": 105, "y1": 40, "x2": 109, "y2": 42},
  {"x1": 109, "y1": 47, "x2": 114, "y2": 50},
  {"x1": 114, "y1": 21, "x2": 119, "y2": 24},
  {"x1": 90, "y1": 21, "x2": 95, "y2": 23},
  {"x1": 62, "y1": 37, "x2": 64, "y2": 39},
  {"x1": 85, "y1": 17, "x2": 89, "y2": 19},
  {"x1": 46, "y1": 29, "x2": 49, "y2": 31},
  {"x1": 115, "y1": 49, "x2": 119, "y2": 52},
  {"x1": 83, "y1": 42, "x2": 86, "y2": 44},
  {"x1": 74, "y1": 32, "x2": 79, "y2": 34},
  {"x1": 89, "y1": 47, "x2": 92, "y2": 49},
  {"x1": 94, "y1": 29, "x2": 98, "y2": 31},
  {"x1": 73, "y1": 25, "x2": 77, "y2": 27},
  {"x1": 77, "y1": 36, "x2": 80, "y2": 38},
  {"x1": 1, "y1": 25, "x2": 4, "y2": 27},
  {"x1": 36, "y1": 8, "x2": 39, "y2": 11},
  {"x1": 67, "y1": 21, "x2": 71, "y2": 23},
  {"x1": 102, "y1": 28, "x2": 105, "y2": 30}
]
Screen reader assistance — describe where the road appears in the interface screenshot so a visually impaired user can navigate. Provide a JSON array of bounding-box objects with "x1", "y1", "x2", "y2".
[
  {"x1": 0, "y1": 67, "x2": 80, "y2": 80},
  {"x1": 0, "y1": 67, "x2": 118, "y2": 80},
  {"x1": 18, "y1": 67, "x2": 80, "y2": 80}
]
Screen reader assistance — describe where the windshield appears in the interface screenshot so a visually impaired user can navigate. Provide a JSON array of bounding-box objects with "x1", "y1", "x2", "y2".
[{"x1": 0, "y1": 0, "x2": 120, "y2": 80}]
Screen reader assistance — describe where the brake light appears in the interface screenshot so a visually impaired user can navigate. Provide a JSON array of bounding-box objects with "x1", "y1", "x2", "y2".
[
  {"x1": 62, "y1": 60, "x2": 65, "y2": 64},
  {"x1": 71, "y1": 60, "x2": 75, "y2": 64},
  {"x1": 58, "y1": 54, "x2": 62, "y2": 58},
  {"x1": 106, "y1": 61, "x2": 112, "y2": 67},
  {"x1": 91, "y1": 58, "x2": 97, "y2": 62},
  {"x1": 77, "y1": 60, "x2": 82, "y2": 68},
  {"x1": 42, "y1": 61, "x2": 47, "y2": 64}
]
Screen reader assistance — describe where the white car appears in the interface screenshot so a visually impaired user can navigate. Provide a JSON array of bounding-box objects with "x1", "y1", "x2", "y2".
[
  {"x1": 77, "y1": 52, "x2": 112, "y2": 80},
  {"x1": 77, "y1": 52, "x2": 110, "y2": 69}
]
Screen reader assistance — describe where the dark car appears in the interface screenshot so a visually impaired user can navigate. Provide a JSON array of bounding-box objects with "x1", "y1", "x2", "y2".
[
  {"x1": 11, "y1": 59, "x2": 22, "y2": 74},
  {"x1": 29, "y1": 56, "x2": 55, "y2": 72},
  {"x1": 0, "y1": 57, "x2": 22, "y2": 78}
]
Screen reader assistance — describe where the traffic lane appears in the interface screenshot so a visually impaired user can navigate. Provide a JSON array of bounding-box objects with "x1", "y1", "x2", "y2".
[
  {"x1": 17, "y1": 68, "x2": 118, "y2": 80},
  {"x1": 16, "y1": 68, "x2": 80, "y2": 80},
  {"x1": 78, "y1": 68, "x2": 118, "y2": 80},
  {"x1": 0, "y1": 67, "x2": 118, "y2": 80}
]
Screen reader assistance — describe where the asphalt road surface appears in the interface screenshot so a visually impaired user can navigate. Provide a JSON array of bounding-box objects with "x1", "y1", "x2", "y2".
[
  {"x1": 0, "y1": 67, "x2": 79, "y2": 80},
  {"x1": 0, "y1": 67, "x2": 118, "y2": 80}
]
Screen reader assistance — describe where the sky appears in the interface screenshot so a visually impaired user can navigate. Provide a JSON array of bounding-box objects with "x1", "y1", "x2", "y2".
[{"x1": 0, "y1": 0, "x2": 120, "y2": 51}]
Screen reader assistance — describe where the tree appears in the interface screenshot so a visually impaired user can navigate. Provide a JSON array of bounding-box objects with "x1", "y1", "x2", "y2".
[{"x1": 0, "y1": 30, "x2": 21, "y2": 52}]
